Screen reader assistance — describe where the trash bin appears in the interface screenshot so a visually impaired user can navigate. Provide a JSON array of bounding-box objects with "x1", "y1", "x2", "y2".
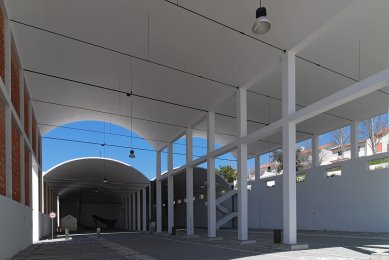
[
  {"x1": 171, "y1": 226, "x2": 177, "y2": 236},
  {"x1": 273, "y1": 229, "x2": 282, "y2": 244}
]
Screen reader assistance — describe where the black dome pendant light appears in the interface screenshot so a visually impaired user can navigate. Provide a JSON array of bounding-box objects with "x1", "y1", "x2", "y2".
[{"x1": 252, "y1": 0, "x2": 271, "y2": 35}]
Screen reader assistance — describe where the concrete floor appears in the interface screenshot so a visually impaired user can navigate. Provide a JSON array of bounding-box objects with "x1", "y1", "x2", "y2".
[{"x1": 11, "y1": 230, "x2": 389, "y2": 259}]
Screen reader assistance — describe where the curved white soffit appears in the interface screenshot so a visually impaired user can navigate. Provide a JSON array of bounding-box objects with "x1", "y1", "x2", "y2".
[{"x1": 44, "y1": 157, "x2": 150, "y2": 182}]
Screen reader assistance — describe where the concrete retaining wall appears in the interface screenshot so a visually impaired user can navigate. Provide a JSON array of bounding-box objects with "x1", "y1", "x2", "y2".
[
  {"x1": 248, "y1": 152, "x2": 389, "y2": 232},
  {"x1": 0, "y1": 195, "x2": 51, "y2": 260}
]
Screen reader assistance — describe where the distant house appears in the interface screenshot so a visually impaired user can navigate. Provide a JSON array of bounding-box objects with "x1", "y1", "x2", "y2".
[
  {"x1": 329, "y1": 127, "x2": 389, "y2": 163},
  {"x1": 247, "y1": 128, "x2": 389, "y2": 180}
]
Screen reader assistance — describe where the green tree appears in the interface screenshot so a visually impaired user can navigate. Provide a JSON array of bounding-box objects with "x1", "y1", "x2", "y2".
[
  {"x1": 216, "y1": 165, "x2": 237, "y2": 183},
  {"x1": 271, "y1": 148, "x2": 307, "y2": 173}
]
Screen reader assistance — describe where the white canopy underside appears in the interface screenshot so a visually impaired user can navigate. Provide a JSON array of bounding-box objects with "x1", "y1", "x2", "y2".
[{"x1": 5, "y1": 0, "x2": 389, "y2": 155}]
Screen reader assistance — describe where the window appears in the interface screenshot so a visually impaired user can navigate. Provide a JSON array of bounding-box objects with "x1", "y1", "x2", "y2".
[
  {"x1": 296, "y1": 173, "x2": 306, "y2": 183},
  {"x1": 368, "y1": 158, "x2": 389, "y2": 171},
  {"x1": 325, "y1": 167, "x2": 342, "y2": 178},
  {"x1": 296, "y1": 139, "x2": 312, "y2": 170},
  {"x1": 319, "y1": 126, "x2": 351, "y2": 166},
  {"x1": 358, "y1": 113, "x2": 388, "y2": 157},
  {"x1": 266, "y1": 180, "x2": 276, "y2": 187}
]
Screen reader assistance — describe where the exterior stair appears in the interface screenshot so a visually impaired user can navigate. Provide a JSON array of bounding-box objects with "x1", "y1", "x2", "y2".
[{"x1": 206, "y1": 189, "x2": 238, "y2": 229}]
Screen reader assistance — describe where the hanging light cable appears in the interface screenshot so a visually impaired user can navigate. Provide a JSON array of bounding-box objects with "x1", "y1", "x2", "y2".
[
  {"x1": 267, "y1": 96, "x2": 271, "y2": 172},
  {"x1": 102, "y1": 123, "x2": 108, "y2": 182},
  {"x1": 129, "y1": 58, "x2": 136, "y2": 158}
]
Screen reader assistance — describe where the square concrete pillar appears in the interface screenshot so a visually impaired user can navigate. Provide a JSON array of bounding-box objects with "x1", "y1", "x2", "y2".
[
  {"x1": 137, "y1": 190, "x2": 141, "y2": 230},
  {"x1": 156, "y1": 151, "x2": 162, "y2": 232},
  {"x1": 167, "y1": 143, "x2": 174, "y2": 234},
  {"x1": 282, "y1": 51, "x2": 297, "y2": 245},
  {"x1": 186, "y1": 128, "x2": 194, "y2": 236},
  {"x1": 207, "y1": 112, "x2": 216, "y2": 238},
  {"x1": 142, "y1": 188, "x2": 147, "y2": 232}
]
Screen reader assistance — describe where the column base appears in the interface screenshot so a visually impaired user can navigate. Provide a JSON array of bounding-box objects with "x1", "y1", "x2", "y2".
[
  {"x1": 272, "y1": 244, "x2": 309, "y2": 250},
  {"x1": 206, "y1": 237, "x2": 223, "y2": 241},
  {"x1": 182, "y1": 234, "x2": 199, "y2": 239},
  {"x1": 231, "y1": 239, "x2": 256, "y2": 245}
]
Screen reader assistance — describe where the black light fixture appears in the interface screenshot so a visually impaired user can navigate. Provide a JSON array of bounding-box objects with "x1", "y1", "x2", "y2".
[
  {"x1": 103, "y1": 178, "x2": 108, "y2": 184},
  {"x1": 94, "y1": 188, "x2": 99, "y2": 193},
  {"x1": 129, "y1": 149, "x2": 135, "y2": 158},
  {"x1": 252, "y1": 0, "x2": 271, "y2": 35},
  {"x1": 267, "y1": 166, "x2": 271, "y2": 172}
]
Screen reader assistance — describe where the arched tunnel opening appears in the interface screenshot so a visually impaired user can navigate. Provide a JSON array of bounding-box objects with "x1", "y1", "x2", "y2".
[{"x1": 44, "y1": 158, "x2": 150, "y2": 233}]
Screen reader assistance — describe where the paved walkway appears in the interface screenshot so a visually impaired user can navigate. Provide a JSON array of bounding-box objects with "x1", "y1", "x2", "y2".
[{"x1": 11, "y1": 230, "x2": 389, "y2": 259}]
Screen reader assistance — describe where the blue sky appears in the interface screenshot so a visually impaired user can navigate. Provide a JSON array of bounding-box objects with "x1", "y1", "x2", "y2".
[
  {"x1": 42, "y1": 121, "x2": 243, "y2": 180},
  {"x1": 43, "y1": 113, "x2": 387, "y2": 179}
]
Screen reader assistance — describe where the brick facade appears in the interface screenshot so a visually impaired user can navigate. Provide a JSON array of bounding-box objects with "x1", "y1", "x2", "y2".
[
  {"x1": 0, "y1": 99, "x2": 5, "y2": 196},
  {"x1": 24, "y1": 143, "x2": 30, "y2": 206},
  {"x1": 11, "y1": 46, "x2": 20, "y2": 117},
  {"x1": 12, "y1": 120, "x2": 20, "y2": 202}
]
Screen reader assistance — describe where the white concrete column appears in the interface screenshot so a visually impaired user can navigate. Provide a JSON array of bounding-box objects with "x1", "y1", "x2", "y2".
[
  {"x1": 57, "y1": 196, "x2": 60, "y2": 228},
  {"x1": 312, "y1": 135, "x2": 319, "y2": 168},
  {"x1": 142, "y1": 187, "x2": 147, "y2": 232},
  {"x1": 137, "y1": 191, "x2": 141, "y2": 231},
  {"x1": 4, "y1": 15, "x2": 11, "y2": 94},
  {"x1": 167, "y1": 143, "x2": 174, "y2": 234},
  {"x1": 20, "y1": 135, "x2": 25, "y2": 204},
  {"x1": 28, "y1": 94, "x2": 32, "y2": 142},
  {"x1": 132, "y1": 194, "x2": 136, "y2": 230},
  {"x1": 350, "y1": 121, "x2": 359, "y2": 159},
  {"x1": 124, "y1": 198, "x2": 128, "y2": 230},
  {"x1": 207, "y1": 112, "x2": 216, "y2": 238},
  {"x1": 282, "y1": 51, "x2": 297, "y2": 245},
  {"x1": 19, "y1": 70, "x2": 24, "y2": 136},
  {"x1": 128, "y1": 195, "x2": 132, "y2": 230},
  {"x1": 148, "y1": 184, "x2": 151, "y2": 227},
  {"x1": 255, "y1": 154, "x2": 260, "y2": 180},
  {"x1": 237, "y1": 87, "x2": 248, "y2": 241},
  {"x1": 28, "y1": 149, "x2": 33, "y2": 208},
  {"x1": 5, "y1": 104, "x2": 12, "y2": 198},
  {"x1": 31, "y1": 162, "x2": 39, "y2": 242},
  {"x1": 156, "y1": 151, "x2": 162, "y2": 232},
  {"x1": 186, "y1": 128, "x2": 194, "y2": 236}
]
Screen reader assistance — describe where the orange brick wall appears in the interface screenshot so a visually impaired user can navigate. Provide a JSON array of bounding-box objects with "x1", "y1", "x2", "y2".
[
  {"x1": 11, "y1": 46, "x2": 20, "y2": 117},
  {"x1": 24, "y1": 143, "x2": 30, "y2": 206},
  {"x1": 0, "y1": 7, "x2": 5, "y2": 82},
  {"x1": 24, "y1": 85, "x2": 29, "y2": 138},
  {"x1": 0, "y1": 99, "x2": 5, "y2": 196},
  {"x1": 12, "y1": 120, "x2": 20, "y2": 202}
]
